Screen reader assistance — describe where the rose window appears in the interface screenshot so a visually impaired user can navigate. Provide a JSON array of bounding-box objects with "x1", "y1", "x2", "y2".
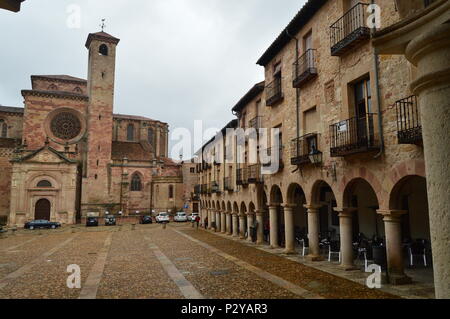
[{"x1": 50, "y1": 112, "x2": 82, "y2": 140}]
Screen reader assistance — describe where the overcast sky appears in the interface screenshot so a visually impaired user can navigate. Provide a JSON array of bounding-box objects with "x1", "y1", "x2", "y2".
[{"x1": 0, "y1": 0, "x2": 306, "y2": 159}]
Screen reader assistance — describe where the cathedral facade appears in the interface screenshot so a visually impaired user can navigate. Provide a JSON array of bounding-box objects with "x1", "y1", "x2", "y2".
[{"x1": 0, "y1": 31, "x2": 185, "y2": 227}]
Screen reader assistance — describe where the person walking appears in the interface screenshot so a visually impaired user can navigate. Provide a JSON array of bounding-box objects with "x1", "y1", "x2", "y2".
[
  {"x1": 195, "y1": 215, "x2": 200, "y2": 230},
  {"x1": 204, "y1": 216, "x2": 209, "y2": 230}
]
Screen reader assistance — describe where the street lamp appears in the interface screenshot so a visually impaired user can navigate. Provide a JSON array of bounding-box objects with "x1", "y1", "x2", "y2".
[{"x1": 309, "y1": 148, "x2": 323, "y2": 165}]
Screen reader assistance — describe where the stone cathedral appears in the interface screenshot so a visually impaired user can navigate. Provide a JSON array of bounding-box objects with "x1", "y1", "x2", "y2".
[{"x1": 0, "y1": 31, "x2": 186, "y2": 227}]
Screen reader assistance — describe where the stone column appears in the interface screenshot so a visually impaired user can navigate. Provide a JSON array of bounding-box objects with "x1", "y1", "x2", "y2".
[
  {"x1": 226, "y1": 213, "x2": 232, "y2": 235},
  {"x1": 378, "y1": 210, "x2": 411, "y2": 285},
  {"x1": 215, "y1": 211, "x2": 221, "y2": 233},
  {"x1": 221, "y1": 212, "x2": 226, "y2": 233},
  {"x1": 211, "y1": 210, "x2": 216, "y2": 231},
  {"x1": 247, "y1": 213, "x2": 254, "y2": 242},
  {"x1": 269, "y1": 206, "x2": 279, "y2": 249},
  {"x1": 283, "y1": 205, "x2": 295, "y2": 254},
  {"x1": 406, "y1": 24, "x2": 450, "y2": 298},
  {"x1": 239, "y1": 214, "x2": 246, "y2": 239},
  {"x1": 232, "y1": 214, "x2": 239, "y2": 237},
  {"x1": 335, "y1": 207, "x2": 358, "y2": 270},
  {"x1": 305, "y1": 205, "x2": 323, "y2": 261},
  {"x1": 256, "y1": 211, "x2": 264, "y2": 245}
]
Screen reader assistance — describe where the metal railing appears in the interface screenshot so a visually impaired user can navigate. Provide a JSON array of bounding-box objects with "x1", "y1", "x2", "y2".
[
  {"x1": 330, "y1": 114, "x2": 379, "y2": 156},
  {"x1": 224, "y1": 177, "x2": 233, "y2": 191},
  {"x1": 211, "y1": 181, "x2": 220, "y2": 193},
  {"x1": 395, "y1": 95, "x2": 422, "y2": 144},
  {"x1": 290, "y1": 133, "x2": 319, "y2": 166},
  {"x1": 330, "y1": 2, "x2": 370, "y2": 56},
  {"x1": 247, "y1": 164, "x2": 263, "y2": 184},
  {"x1": 293, "y1": 49, "x2": 318, "y2": 87},
  {"x1": 236, "y1": 168, "x2": 248, "y2": 186},
  {"x1": 201, "y1": 184, "x2": 208, "y2": 194},
  {"x1": 266, "y1": 77, "x2": 283, "y2": 106}
]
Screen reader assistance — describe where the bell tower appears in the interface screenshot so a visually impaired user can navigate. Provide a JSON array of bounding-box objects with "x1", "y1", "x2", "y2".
[{"x1": 81, "y1": 30, "x2": 120, "y2": 215}]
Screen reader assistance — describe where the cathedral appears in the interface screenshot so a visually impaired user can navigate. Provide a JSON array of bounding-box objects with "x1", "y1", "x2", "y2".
[{"x1": 0, "y1": 31, "x2": 186, "y2": 227}]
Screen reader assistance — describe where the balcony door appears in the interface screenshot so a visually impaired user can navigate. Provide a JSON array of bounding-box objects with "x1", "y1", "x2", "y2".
[{"x1": 354, "y1": 78, "x2": 373, "y2": 147}]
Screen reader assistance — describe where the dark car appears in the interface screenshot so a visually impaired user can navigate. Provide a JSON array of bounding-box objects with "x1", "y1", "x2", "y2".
[
  {"x1": 86, "y1": 217, "x2": 99, "y2": 227},
  {"x1": 105, "y1": 215, "x2": 116, "y2": 226},
  {"x1": 24, "y1": 220, "x2": 61, "y2": 230},
  {"x1": 140, "y1": 215, "x2": 153, "y2": 225}
]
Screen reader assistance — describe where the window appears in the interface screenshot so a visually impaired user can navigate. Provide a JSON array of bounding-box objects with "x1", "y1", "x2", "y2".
[
  {"x1": 0, "y1": 120, "x2": 7, "y2": 138},
  {"x1": 37, "y1": 180, "x2": 52, "y2": 188},
  {"x1": 127, "y1": 124, "x2": 134, "y2": 141},
  {"x1": 73, "y1": 87, "x2": 82, "y2": 94},
  {"x1": 99, "y1": 44, "x2": 108, "y2": 56},
  {"x1": 190, "y1": 168, "x2": 195, "y2": 174},
  {"x1": 169, "y1": 185, "x2": 174, "y2": 199},
  {"x1": 48, "y1": 84, "x2": 58, "y2": 91},
  {"x1": 354, "y1": 78, "x2": 372, "y2": 118},
  {"x1": 131, "y1": 173, "x2": 142, "y2": 191},
  {"x1": 148, "y1": 128, "x2": 154, "y2": 145}
]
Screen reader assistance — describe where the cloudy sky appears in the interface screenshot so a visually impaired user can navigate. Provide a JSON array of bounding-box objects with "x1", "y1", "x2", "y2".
[{"x1": 0, "y1": 0, "x2": 306, "y2": 159}]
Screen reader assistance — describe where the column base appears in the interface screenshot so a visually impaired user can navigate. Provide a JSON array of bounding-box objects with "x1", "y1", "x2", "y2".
[
  {"x1": 270, "y1": 245, "x2": 280, "y2": 249},
  {"x1": 305, "y1": 254, "x2": 324, "y2": 262},
  {"x1": 389, "y1": 274, "x2": 413, "y2": 285},
  {"x1": 340, "y1": 264, "x2": 360, "y2": 271},
  {"x1": 283, "y1": 249, "x2": 296, "y2": 255}
]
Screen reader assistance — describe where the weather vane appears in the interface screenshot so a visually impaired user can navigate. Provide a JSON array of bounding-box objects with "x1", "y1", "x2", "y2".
[{"x1": 100, "y1": 19, "x2": 106, "y2": 32}]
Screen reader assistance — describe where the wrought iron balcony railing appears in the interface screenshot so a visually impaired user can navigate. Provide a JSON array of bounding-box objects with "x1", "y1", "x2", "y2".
[
  {"x1": 266, "y1": 78, "x2": 283, "y2": 106},
  {"x1": 261, "y1": 146, "x2": 284, "y2": 171},
  {"x1": 330, "y1": 114, "x2": 380, "y2": 157},
  {"x1": 247, "y1": 164, "x2": 263, "y2": 184},
  {"x1": 396, "y1": 95, "x2": 422, "y2": 145},
  {"x1": 201, "y1": 184, "x2": 208, "y2": 194},
  {"x1": 194, "y1": 185, "x2": 201, "y2": 195},
  {"x1": 224, "y1": 177, "x2": 234, "y2": 192},
  {"x1": 293, "y1": 49, "x2": 318, "y2": 88},
  {"x1": 290, "y1": 133, "x2": 321, "y2": 166},
  {"x1": 236, "y1": 168, "x2": 248, "y2": 186},
  {"x1": 330, "y1": 2, "x2": 370, "y2": 56},
  {"x1": 211, "y1": 182, "x2": 220, "y2": 194}
]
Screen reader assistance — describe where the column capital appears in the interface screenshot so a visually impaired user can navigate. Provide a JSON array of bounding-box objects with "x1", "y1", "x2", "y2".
[
  {"x1": 304, "y1": 204, "x2": 322, "y2": 212},
  {"x1": 282, "y1": 204, "x2": 296, "y2": 209},
  {"x1": 334, "y1": 207, "x2": 357, "y2": 217},
  {"x1": 268, "y1": 205, "x2": 278, "y2": 210},
  {"x1": 377, "y1": 210, "x2": 407, "y2": 222}
]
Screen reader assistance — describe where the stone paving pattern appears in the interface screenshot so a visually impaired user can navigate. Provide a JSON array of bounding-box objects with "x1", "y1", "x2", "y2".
[{"x1": 0, "y1": 224, "x2": 400, "y2": 299}]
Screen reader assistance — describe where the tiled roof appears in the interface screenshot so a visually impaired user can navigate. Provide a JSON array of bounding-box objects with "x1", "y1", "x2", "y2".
[
  {"x1": 31, "y1": 75, "x2": 87, "y2": 83},
  {"x1": 85, "y1": 31, "x2": 120, "y2": 48},
  {"x1": 111, "y1": 141, "x2": 153, "y2": 161},
  {"x1": 0, "y1": 106, "x2": 24, "y2": 114},
  {"x1": 113, "y1": 114, "x2": 157, "y2": 122},
  {"x1": 231, "y1": 81, "x2": 265, "y2": 113}
]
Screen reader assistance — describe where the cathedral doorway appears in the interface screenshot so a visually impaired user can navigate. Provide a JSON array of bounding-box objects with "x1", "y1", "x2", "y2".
[{"x1": 35, "y1": 199, "x2": 51, "y2": 221}]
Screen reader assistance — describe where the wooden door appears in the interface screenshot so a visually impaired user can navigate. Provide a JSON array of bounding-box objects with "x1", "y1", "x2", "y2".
[{"x1": 35, "y1": 199, "x2": 51, "y2": 221}]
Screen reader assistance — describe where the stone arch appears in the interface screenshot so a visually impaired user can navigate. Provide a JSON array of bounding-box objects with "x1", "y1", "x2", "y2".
[
  {"x1": 248, "y1": 202, "x2": 256, "y2": 214},
  {"x1": 286, "y1": 183, "x2": 308, "y2": 235},
  {"x1": 99, "y1": 43, "x2": 109, "y2": 56},
  {"x1": 310, "y1": 180, "x2": 338, "y2": 206},
  {"x1": 227, "y1": 201, "x2": 232, "y2": 213},
  {"x1": 28, "y1": 173, "x2": 60, "y2": 190},
  {"x1": 36, "y1": 180, "x2": 53, "y2": 188},
  {"x1": 130, "y1": 172, "x2": 143, "y2": 192},
  {"x1": 269, "y1": 184, "x2": 283, "y2": 205},
  {"x1": 35, "y1": 198, "x2": 51, "y2": 220},
  {"x1": 240, "y1": 202, "x2": 247, "y2": 215},
  {"x1": 287, "y1": 183, "x2": 306, "y2": 206},
  {"x1": 309, "y1": 180, "x2": 339, "y2": 240},
  {"x1": 216, "y1": 201, "x2": 221, "y2": 211},
  {"x1": 233, "y1": 202, "x2": 239, "y2": 214},
  {"x1": 221, "y1": 201, "x2": 226, "y2": 212},
  {"x1": 212, "y1": 201, "x2": 216, "y2": 210}
]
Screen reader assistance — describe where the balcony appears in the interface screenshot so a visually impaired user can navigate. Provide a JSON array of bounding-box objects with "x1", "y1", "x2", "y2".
[
  {"x1": 330, "y1": 3, "x2": 370, "y2": 57},
  {"x1": 201, "y1": 184, "x2": 208, "y2": 195},
  {"x1": 247, "y1": 164, "x2": 263, "y2": 184},
  {"x1": 293, "y1": 49, "x2": 318, "y2": 88},
  {"x1": 262, "y1": 146, "x2": 284, "y2": 171},
  {"x1": 236, "y1": 168, "x2": 248, "y2": 186},
  {"x1": 249, "y1": 116, "x2": 262, "y2": 131},
  {"x1": 330, "y1": 114, "x2": 380, "y2": 157},
  {"x1": 266, "y1": 78, "x2": 283, "y2": 106},
  {"x1": 211, "y1": 182, "x2": 221, "y2": 194},
  {"x1": 290, "y1": 133, "x2": 322, "y2": 166},
  {"x1": 396, "y1": 95, "x2": 422, "y2": 145},
  {"x1": 224, "y1": 177, "x2": 234, "y2": 192}
]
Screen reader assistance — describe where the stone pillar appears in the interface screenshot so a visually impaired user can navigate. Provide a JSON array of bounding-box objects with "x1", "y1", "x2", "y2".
[
  {"x1": 256, "y1": 211, "x2": 264, "y2": 245},
  {"x1": 221, "y1": 212, "x2": 226, "y2": 233},
  {"x1": 232, "y1": 214, "x2": 239, "y2": 237},
  {"x1": 211, "y1": 210, "x2": 216, "y2": 231},
  {"x1": 406, "y1": 24, "x2": 450, "y2": 298},
  {"x1": 378, "y1": 210, "x2": 411, "y2": 285},
  {"x1": 239, "y1": 214, "x2": 246, "y2": 239},
  {"x1": 283, "y1": 205, "x2": 295, "y2": 254},
  {"x1": 215, "y1": 211, "x2": 221, "y2": 232},
  {"x1": 305, "y1": 205, "x2": 323, "y2": 261},
  {"x1": 226, "y1": 213, "x2": 232, "y2": 235},
  {"x1": 247, "y1": 214, "x2": 254, "y2": 242},
  {"x1": 269, "y1": 206, "x2": 279, "y2": 249},
  {"x1": 335, "y1": 207, "x2": 358, "y2": 270}
]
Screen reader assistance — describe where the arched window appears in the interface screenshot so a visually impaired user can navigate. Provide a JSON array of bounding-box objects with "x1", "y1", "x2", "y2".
[
  {"x1": 73, "y1": 87, "x2": 82, "y2": 94},
  {"x1": 0, "y1": 120, "x2": 6, "y2": 138},
  {"x1": 130, "y1": 173, "x2": 142, "y2": 192},
  {"x1": 127, "y1": 124, "x2": 134, "y2": 141},
  {"x1": 99, "y1": 44, "x2": 108, "y2": 56},
  {"x1": 48, "y1": 84, "x2": 58, "y2": 91},
  {"x1": 148, "y1": 128, "x2": 154, "y2": 145},
  {"x1": 169, "y1": 185, "x2": 174, "y2": 199},
  {"x1": 37, "y1": 180, "x2": 52, "y2": 188}
]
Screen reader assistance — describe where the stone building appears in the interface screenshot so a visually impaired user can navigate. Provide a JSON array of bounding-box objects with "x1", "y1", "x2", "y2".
[
  {"x1": 0, "y1": 0, "x2": 25, "y2": 12},
  {"x1": 0, "y1": 31, "x2": 185, "y2": 226},
  {"x1": 194, "y1": 0, "x2": 447, "y2": 297}
]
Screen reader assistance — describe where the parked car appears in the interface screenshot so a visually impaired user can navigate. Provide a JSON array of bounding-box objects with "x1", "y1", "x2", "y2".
[
  {"x1": 156, "y1": 213, "x2": 170, "y2": 223},
  {"x1": 86, "y1": 217, "x2": 99, "y2": 227},
  {"x1": 25, "y1": 220, "x2": 61, "y2": 230},
  {"x1": 105, "y1": 215, "x2": 116, "y2": 226},
  {"x1": 188, "y1": 213, "x2": 200, "y2": 222},
  {"x1": 174, "y1": 212, "x2": 188, "y2": 222},
  {"x1": 140, "y1": 215, "x2": 153, "y2": 225}
]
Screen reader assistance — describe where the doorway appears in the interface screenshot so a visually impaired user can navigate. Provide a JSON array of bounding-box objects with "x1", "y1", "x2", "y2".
[{"x1": 35, "y1": 199, "x2": 51, "y2": 220}]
